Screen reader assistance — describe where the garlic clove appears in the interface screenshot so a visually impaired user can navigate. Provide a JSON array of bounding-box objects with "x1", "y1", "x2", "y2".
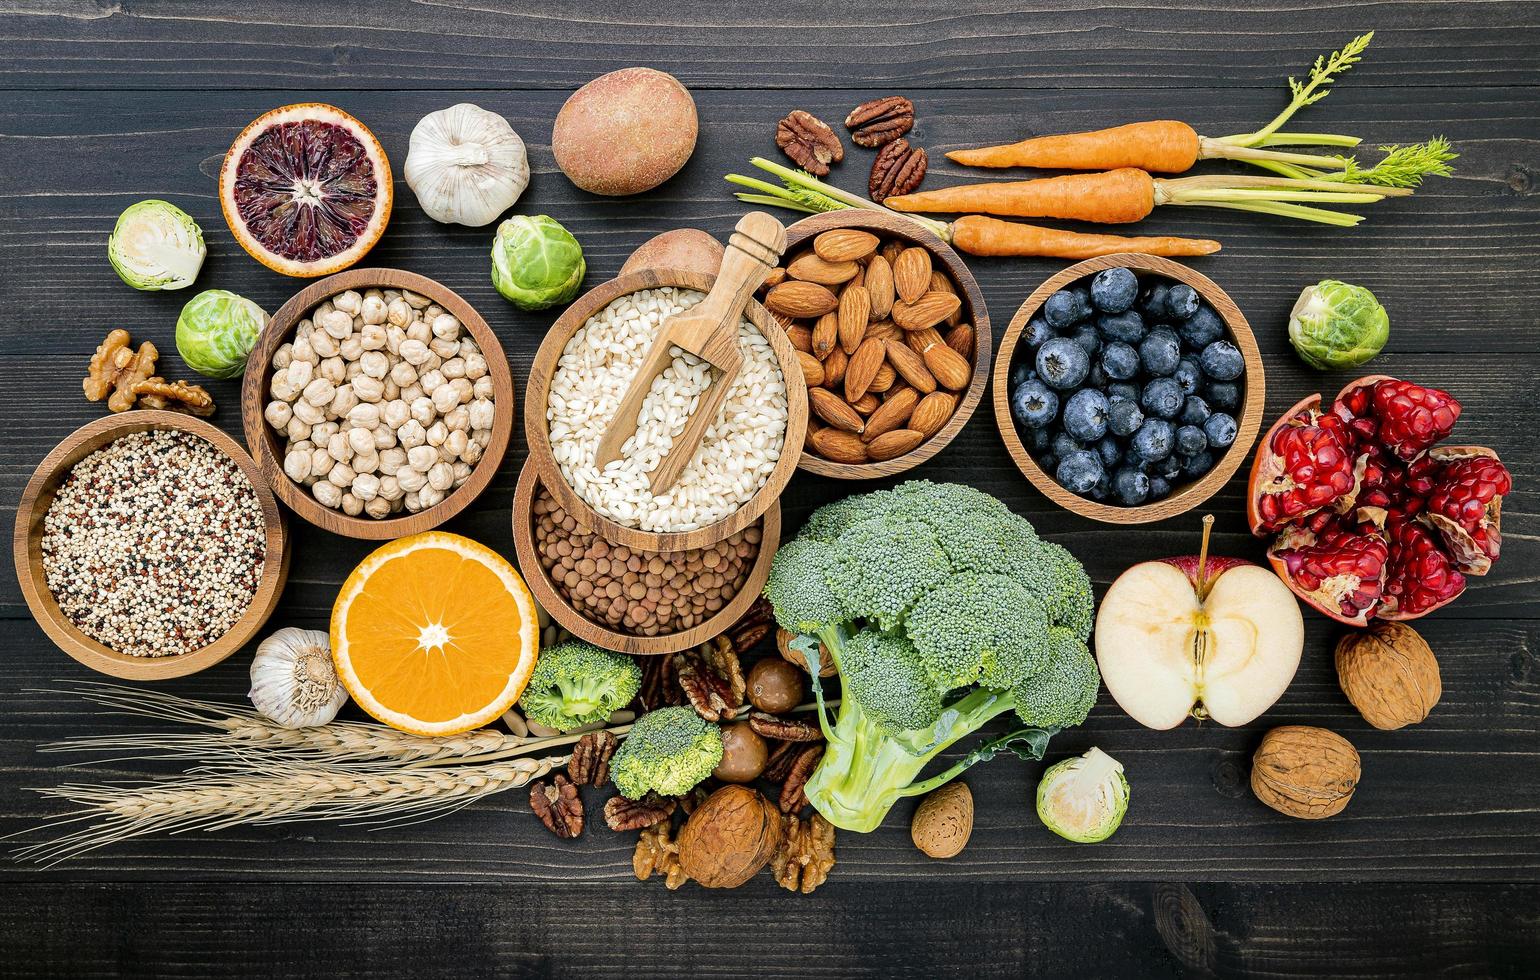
[
  {"x1": 405, "y1": 103, "x2": 530, "y2": 227},
  {"x1": 249, "y1": 627, "x2": 349, "y2": 729}
]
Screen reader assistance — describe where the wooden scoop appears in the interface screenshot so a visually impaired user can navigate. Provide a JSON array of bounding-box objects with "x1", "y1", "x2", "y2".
[{"x1": 594, "y1": 211, "x2": 787, "y2": 495}]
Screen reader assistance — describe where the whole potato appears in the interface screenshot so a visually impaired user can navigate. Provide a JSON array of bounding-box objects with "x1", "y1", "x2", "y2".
[
  {"x1": 552, "y1": 67, "x2": 697, "y2": 196},
  {"x1": 619, "y1": 229, "x2": 723, "y2": 277}
]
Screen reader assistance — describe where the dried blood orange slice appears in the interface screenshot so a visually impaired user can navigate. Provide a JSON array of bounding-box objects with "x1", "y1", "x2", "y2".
[{"x1": 219, "y1": 103, "x2": 392, "y2": 277}]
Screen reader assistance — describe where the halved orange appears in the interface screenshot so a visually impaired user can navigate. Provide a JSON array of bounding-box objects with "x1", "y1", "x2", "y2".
[
  {"x1": 331, "y1": 531, "x2": 539, "y2": 736},
  {"x1": 219, "y1": 103, "x2": 392, "y2": 277}
]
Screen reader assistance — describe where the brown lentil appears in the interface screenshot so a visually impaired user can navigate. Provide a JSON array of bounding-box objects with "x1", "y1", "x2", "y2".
[
  {"x1": 40, "y1": 430, "x2": 266, "y2": 657},
  {"x1": 532, "y1": 487, "x2": 759, "y2": 637}
]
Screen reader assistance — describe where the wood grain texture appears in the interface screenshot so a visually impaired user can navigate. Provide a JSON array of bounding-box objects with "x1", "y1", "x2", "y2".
[{"x1": 992, "y1": 253, "x2": 1264, "y2": 523}]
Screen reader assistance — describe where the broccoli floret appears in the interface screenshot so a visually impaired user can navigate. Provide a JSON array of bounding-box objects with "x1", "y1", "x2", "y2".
[
  {"x1": 839, "y1": 630, "x2": 942, "y2": 734},
  {"x1": 1012, "y1": 628, "x2": 1100, "y2": 730},
  {"x1": 929, "y1": 509, "x2": 1044, "y2": 581},
  {"x1": 517, "y1": 641, "x2": 642, "y2": 733},
  {"x1": 800, "y1": 491, "x2": 896, "y2": 544},
  {"x1": 906, "y1": 573, "x2": 1051, "y2": 691},
  {"x1": 764, "y1": 537, "x2": 846, "y2": 634},
  {"x1": 825, "y1": 517, "x2": 950, "y2": 630},
  {"x1": 1039, "y1": 541, "x2": 1096, "y2": 640},
  {"x1": 610, "y1": 706, "x2": 723, "y2": 800}
]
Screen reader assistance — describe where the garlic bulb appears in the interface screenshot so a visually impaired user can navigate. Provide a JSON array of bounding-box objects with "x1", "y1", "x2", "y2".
[
  {"x1": 405, "y1": 104, "x2": 529, "y2": 226},
  {"x1": 249, "y1": 627, "x2": 348, "y2": 729}
]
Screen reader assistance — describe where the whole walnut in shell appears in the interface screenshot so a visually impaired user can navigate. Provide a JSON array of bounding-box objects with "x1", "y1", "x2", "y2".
[
  {"x1": 911, "y1": 782, "x2": 973, "y2": 859},
  {"x1": 676, "y1": 784, "x2": 783, "y2": 888},
  {"x1": 1336, "y1": 622, "x2": 1441, "y2": 730},
  {"x1": 1251, "y1": 726, "x2": 1360, "y2": 820}
]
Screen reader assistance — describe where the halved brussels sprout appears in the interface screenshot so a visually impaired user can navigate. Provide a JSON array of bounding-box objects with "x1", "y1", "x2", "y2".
[
  {"x1": 1288, "y1": 279, "x2": 1390, "y2": 370},
  {"x1": 108, "y1": 200, "x2": 206, "y2": 291},
  {"x1": 176, "y1": 289, "x2": 268, "y2": 379},
  {"x1": 491, "y1": 214, "x2": 585, "y2": 311},
  {"x1": 1036, "y1": 746, "x2": 1129, "y2": 843}
]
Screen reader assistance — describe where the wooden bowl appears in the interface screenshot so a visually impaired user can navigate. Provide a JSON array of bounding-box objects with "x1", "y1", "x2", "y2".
[
  {"x1": 524, "y1": 269, "x2": 806, "y2": 553},
  {"x1": 13, "y1": 411, "x2": 290, "y2": 680},
  {"x1": 240, "y1": 268, "x2": 514, "y2": 540},
  {"x1": 992, "y1": 254, "x2": 1265, "y2": 525},
  {"x1": 511, "y1": 460, "x2": 780, "y2": 656},
  {"x1": 784, "y1": 210, "x2": 991, "y2": 479}
]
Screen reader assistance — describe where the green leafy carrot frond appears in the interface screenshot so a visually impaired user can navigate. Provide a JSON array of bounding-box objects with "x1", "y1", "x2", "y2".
[
  {"x1": 1290, "y1": 31, "x2": 1374, "y2": 109},
  {"x1": 1337, "y1": 137, "x2": 1458, "y2": 187}
]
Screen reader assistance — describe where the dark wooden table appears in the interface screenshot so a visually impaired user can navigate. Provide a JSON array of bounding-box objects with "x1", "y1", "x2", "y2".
[{"x1": 2, "y1": 3, "x2": 1536, "y2": 976}]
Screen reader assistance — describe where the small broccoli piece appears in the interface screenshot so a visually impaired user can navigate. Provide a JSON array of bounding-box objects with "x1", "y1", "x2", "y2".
[
  {"x1": 610, "y1": 706, "x2": 724, "y2": 800},
  {"x1": 839, "y1": 630, "x2": 942, "y2": 734},
  {"x1": 906, "y1": 573, "x2": 1052, "y2": 690},
  {"x1": 932, "y1": 509, "x2": 1045, "y2": 581},
  {"x1": 825, "y1": 517, "x2": 950, "y2": 630},
  {"x1": 517, "y1": 641, "x2": 642, "y2": 733},
  {"x1": 765, "y1": 537, "x2": 846, "y2": 634},
  {"x1": 1039, "y1": 541, "x2": 1096, "y2": 640},
  {"x1": 800, "y1": 491, "x2": 897, "y2": 544},
  {"x1": 1012, "y1": 627, "x2": 1100, "y2": 730}
]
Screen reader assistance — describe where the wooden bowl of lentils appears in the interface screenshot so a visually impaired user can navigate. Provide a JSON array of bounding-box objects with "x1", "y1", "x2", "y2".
[
  {"x1": 13, "y1": 411, "x2": 289, "y2": 680},
  {"x1": 511, "y1": 460, "x2": 779, "y2": 656}
]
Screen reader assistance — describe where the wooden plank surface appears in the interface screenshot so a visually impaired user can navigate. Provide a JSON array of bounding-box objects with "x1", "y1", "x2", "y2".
[{"x1": 1, "y1": 0, "x2": 1537, "y2": 973}]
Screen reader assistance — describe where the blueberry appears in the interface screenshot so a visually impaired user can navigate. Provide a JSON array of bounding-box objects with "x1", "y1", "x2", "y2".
[
  {"x1": 1130, "y1": 418, "x2": 1175, "y2": 462},
  {"x1": 1107, "y1": 381, "x2": 1140, "y2": 403},
  {"x1": 1035, "y1": 337, "x2": 1091, "y2": 390},
  {"x1": 1147, "y1": 475, "x2": 1172, "y2": 500},
  {"x1": 1107, "y1": 397, "x2": 1145, "y2": 437},
  {"x1": 1037, "y1": 452, "x2": 1058, "y2": 473},
  {"x1": 1027, "y1": 426, "x2": 1053, "y2": 453},
  {"x1": 1177, "y1": 306, "x2": 1225, "y2": 349},
  {"x1": 1052, "y1": 431, "x2": 1084, "y2": 459},
  {"x1": 1085, "y1": 363, "x2": 1110, "y2": 391},
  {"x1": 1112, "y1": 467, "x2": 1151, "y2": 506},
  {"x1": 1179, "y1": 395, "x2": 1212, "y2": 426},
  {"x1": 1180, "y1": 450, "x2": 1216, "y2": 479},
  {"x1": 1063, "y1": 389, "x2": 1110, "y2": 442},
  {"x1": 1139, "y1": 282, "x2": 1170, "y2": 319},
  {"x1": 1101, "y1": 341, "x2": 1140, "y2": 381},
  {"x1": 1140, "y1": 377, "x2": 1185, "y2": 419},
  {"x1": 1009, "y1": 362, "x2": 1034, "y2": 390},
  {"x1": 1088, "y1": 473, "x2": 1110, "y2": 501},
  {"x1": 1172, "y1": 357, "x2": 1202, "y2": 395},
  {"x1": 1139, "y1": 329, "x2": 1182, "y2": 376},
  {"x1": 1068, "y1": 322, "x2": 1102, "y2": 358},
  {"x1": 1199, "y1": 340, "x2": 1245, "y2": 381},
  {"x1": 1043, "y1": 288, "x2": 1091, "y2": 329},
  {"x1": 1095, "y1": 435, "x2": 1123, "y2": 469},
  {"x1": 1097, "y1": 309, "x2": 1147, "y2": 344},
  {"x1": 1010, "y1": 379, "x2": 1059, "y2": 428},
  {"x1": 1090, "y1": 267, "x2": 1139, "y2": 313},
  {"x1": 1165, "y1": 284, "x2": 1200, "y2": 320},
  {"x1": 1156, "y1": 453, "x2": 1183, "y2": 480},
  {"x1": 1175, "y1": 424, "x2": 1208, "y2": 456},
  {"x1": 1203, "y1": 412, "x2": 1238, "y2": 449},
  {"x1": 1206, "y1": 381, "x2": 1240, "y2": 412},
  {"x1": 1023, "y1": 316, "x2": 1055, "y2": 351},
  {"x1": 1056, "y1": 450, "x2": 1104, "y2": 495}
]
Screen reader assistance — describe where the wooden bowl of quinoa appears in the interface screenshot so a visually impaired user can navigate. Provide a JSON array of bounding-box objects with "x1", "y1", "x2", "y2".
[{"x1": 13, "y1": 411, "x2": 289, "y2": 680}]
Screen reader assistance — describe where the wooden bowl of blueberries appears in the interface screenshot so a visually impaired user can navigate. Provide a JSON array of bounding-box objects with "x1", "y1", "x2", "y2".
[{"x1": 992, "y1": 254, "x2": 1264, "y2": 524}]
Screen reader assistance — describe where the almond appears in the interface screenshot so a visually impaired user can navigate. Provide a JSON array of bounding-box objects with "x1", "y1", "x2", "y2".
[
  {"x1": 910, "y1": 391, "x2": 955, "y2": 438},
  {"x1": 766, "y1": 281, "x2": 838, "y2": 318},
  {"x1": 885, "y1": 341, "x2": 937, "y2": 394},
  {"x1": 786, "y1": 324, "x2": 813, "y2": 353},
  {"x1": 862, "y1": 387, "x2": 919, "y2": 442},
  {"x1": 795, "y1": 350, "x2": 825, "y2": 388},
  {"x1": 923, "y1": 343, "x2": 972, "y2": 391},
  {"x1": 865, "y1": 254, "x2": 895, "y2": 320},
  {"x1": 893, "y1": 292, "x2": 962, "y2": 332},
  {"x1": 849, "y1": 264, "x2": 866, "y2": 288},
  {"x1": 810, "y1": 388, "x2": 864, "y2": 432},
  {"x1": 906, "y1": 327, "x2": 946, "y2": 357},
  {"x1": 811, "y1": 311, "x2": 838, "y2": 359},
  {"x1": 945, "y1": 322, "x2": 975, "y2": 360},
  {"x1": 822, "y1": 346, "x2": 848, "y2": 387},
  {"x1": 893, "y1": 247, "x2": 931, "y2": 304},
  {"x1": 759, "y1": 267, "x2": 787, "y2": 292},
  {"x1": 843, "y1": 336, "x2": 886, "y2": 402},
  {"x1": 788, "y1": 253, "x2": 860, "y2": 286},
  {"x1": 804, "y1": 417, "x2": 823, "y2": 451},
  {"x1": 929, "y1": 271, "x2": 964, "y2": 326},
  {"x1": 811, "y1": 427, "x2": 868, "y2": 464},
  {"x1": 851, "y1": 391, "x2": 880, "y2": 415},
  {"x1": 866, "y1": 319, "x2": 901, "y2": 343},
  {"x1": 838, "y1": 285, "x2": 871, "y2": 354},
  {"x1": 867, "y1": 428, "x2": 925, "y2": 461},
  {"x1": 880, "y1": 239, "x2": 906, "y2": 266},
  {"x1": 868, "y1": 362, "x2": 896, "y2": 393},
  {"x1": 814, "y1": 229, "x2": 879, "y2": 263}
]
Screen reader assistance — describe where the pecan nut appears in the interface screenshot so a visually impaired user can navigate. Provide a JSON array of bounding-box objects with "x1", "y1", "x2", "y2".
[
  {"x1": 728, "y1": 596, "x2": 774, "y2": 654},
  {"x1": 845, "y1": 96, "x2": 915, "y2": 148},
  {"x1": 869, "y1": 138, "x2": 928, "y2": 203},
  {"x1": 675, "y1": 636, "x2": 745, "y2": 722},
  {"x1": 634, "y1": 820, "x2": 688, "y2": 890},
  {"x1": 604, "y1": 791, "x2": 676, "y2": 832},
  {"x1": 674, "y1": 784, "x2": 710, "y2": 816},
  {"x1": 529, "y1": 774, "x2": 583, "y2": 838},
  {"x1": 776, "y1": 110, "x2": 844, "y2": 176},
  {"x1": 772, "y1": 812, "x2": 836, "y2": 893},
  {"x1": 779, "y1": 744, "x2": 824, "y2": 813},
  {"x1": 762, "y1": 740, "x2": 802, "y2": 783},
  {"x1": 638, "y1": 654, "x2": 683, "y2": 712},
  {"x1": 568, "y1": 730, "x2": 618, "y2": 787},
  {"x1": 748, "y1": 710, "x2": 822, "y2": 742}
]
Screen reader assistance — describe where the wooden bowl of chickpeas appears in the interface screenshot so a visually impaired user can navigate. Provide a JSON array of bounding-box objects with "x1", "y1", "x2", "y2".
[{"x1": 240, "y1": 268, "x2": 514, "y2": 539}]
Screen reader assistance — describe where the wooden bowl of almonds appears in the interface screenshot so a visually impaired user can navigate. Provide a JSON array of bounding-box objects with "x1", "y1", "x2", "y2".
[
  {"x1": 772, "y1": 211, "x2": 990, "y2": 479},
  {"x1": 240, "y1": 268, "x2": 514, "y2": 540}
]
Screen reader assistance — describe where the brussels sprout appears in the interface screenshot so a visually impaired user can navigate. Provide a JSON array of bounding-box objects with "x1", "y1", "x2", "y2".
[
  {"x1": 491, "y1": 215, "x2": 585, "y2": 311},
  {"x1": 107, "y1": 200, "x2": 206, "y2": 291},
  {"x1": 1035, "y1": 746, "x2": 1128, "y2": 843},
  {"x1": 176, "y1": 289, "x2": 268, "y2": 379},
  {"x1": 1287, "y1": 279, "x2": 1390, "y2": 370}
]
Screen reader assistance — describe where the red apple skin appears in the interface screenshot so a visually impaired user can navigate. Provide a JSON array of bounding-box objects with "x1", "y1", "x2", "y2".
[{"x1": 1159, "y1": 554, "x2": 1254, "y2": 590}]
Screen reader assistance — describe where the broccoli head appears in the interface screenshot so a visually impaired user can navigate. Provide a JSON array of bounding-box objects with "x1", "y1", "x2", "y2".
[
  {"x1": 517, "y1": 641, "x2": 642, "y2": 733},
  {"x1": 839, "y1": 630, "x2": 942, "y2": 734},
  {"x1": 906, "y1": 573, "x2": 1052, "y2": 691},
  {"x1": 764, "y1": 537, "x2": 847, "y2": 635},
  {"x1": 825, "y1": 516, "x2": 951, "y2": 630},
  {"x1": 1039, "y1": 541, "x2": 1095, "y2": 641},
  {"x1": 1012, "y1": 628, "x2": 1100, "y2": 730},
  {"x1": 610, "y1": 706, "x2": 724, "y2": 800}
]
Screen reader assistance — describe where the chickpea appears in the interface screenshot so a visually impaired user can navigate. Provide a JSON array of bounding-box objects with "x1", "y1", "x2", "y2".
[
  {"x1": 320, "y1": 308, "x2": 354, "y2": 339},
  {"x1": 387, "y1": 298, "x2": 412, "y2": 327},
  {"x1": 407, "y1": 445, "x2": 439, "y2": 472},
  {"x1": 352, "y1": 450, "x2": 379, "y2": 475},
  {"x1": 399, "y1": 339, "x2": 431, "y2": 365},
  {"x1": 371, "y1": 426, "x2": 397, "y2": 451},
  {"x1": 418, "y1": 369, "x2": 446, "y2": 394},
  {"x1": 425, "y1": 421, "x2": 448, "y2": 447},
  {"x1": 397, "y1": 466, "x2": 427, "y2": 492},
  {"x1": 427, "y1": 461, "x2": 455, "y2": 492},
  {"x1": 273, "y1": 343, "x2": 293, "y2": 371},
  {"x1": 327, "y1": 462, "x2": 357, "y2": 489},
  {"x1": 386, "y1": 324, "x2": 406, "y2": 356},
  {"x1": 292, "y1": 398, "x2": 325, "y2": 425},
  {"x1": 285, "y1": 359, "x2": 314, "y2": 391},
  {"x1": 402, "y1": 289, "x2": 431, "y2": 310},
  {"x1": 378, "y1": 474, "x2": 404, "y2": 501},
  {"x1": 417, "y1": 485, "x2": 445, "y2": 509},
  {"x1": 302, "y1": 378, "x2": 336, "y2": 407},
  {"x1": 333, "y1": 290, "x2": 362, "y2": 316},
  {"x1": 382, "y1": 399, "x2": 411, "y2": 430},
  {"x1": 310, "y1": 329, "x2": 340, "y2": 358},
  {"x1": 473, "y1": 376, "x2": 495, "y2": 400},
  {"x1": 352, "y1": 375, "x2": 385, "y2": 403},
  {"x1": 410, "y1": 397, "x2": 435, "y2": 426},
  {"x1": 339, "y1": 334, "x2": 364, "y2": 361},
  {"x1": 329, "y1": 384, "x2": 360, "y2": 418},
  {"x1": 364, "y1": 495, "x2": 392, "y2": 519},
  {"x1": 429, "y1": 336, "x2": 459, "y2": 360},
  {"x1": 390, "y1": 360, "x2": 417, "y2": 387},
  {"x1": 351, "y1": 473, "x2": 381, "y2": 502},
  {"x1": 360, "y1": 322, "x2": 388, "y2": 351},
  {"x1": 398, "y1": 419, "x2": 427, "y2": 449},
  {"x1": 341, "y1": 492, "x2": 364, "y2": 517},
  {"x1": 431, "y1": 313, "x2": 461, "y2": 341},
  {"x1": 290, "y1": 335, "x2": 318, "y2": 364},
  {"x1": 283, "y1": 450, "x2": 312, "y2": 483},
  {"x1": 431, "y1": 384, "x2": 460, "y2": 415},
  {"x1": 444, "y1": 429, "x2": 469, "y2": 459},
  {"x1": 264, "y1": 400, "x2": 293, "y2": 429},
  {"x1": 361, "y1": 294, "x2": 388, "y2": 326},
  {"x1": 312, "y1": 481, "x2": 343, "y2": 508},
  {"x1": 378, "y1": 448, "x2": 406, "y2": 476},
  {"x1": 319, "y1": 356, "x2": 347, "y2": 385},
  {"x1": 346, "y1": 426, "x2": 374, "y2": 456}
]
